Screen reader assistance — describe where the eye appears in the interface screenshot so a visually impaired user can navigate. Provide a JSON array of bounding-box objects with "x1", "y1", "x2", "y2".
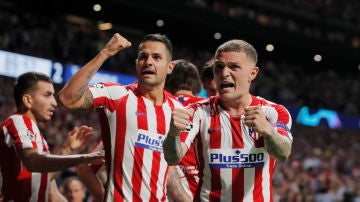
[
  {"x1": 229, "y1": 65, "x2": 240, "y2": 70},
  {"x1": 214, "y1": 63, "x2": 224, "y2": 72},
  {"x1": 138, "y1": 54, "x2": 147, "y2": 60},
  {"x1": 153, "y1": 55, "x2": 161, "y2": 60}
]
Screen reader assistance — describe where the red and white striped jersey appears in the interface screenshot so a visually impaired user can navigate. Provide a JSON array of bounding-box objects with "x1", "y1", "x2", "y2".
[
  {"x1": 89, "y1": 82, "x2": 184, "y2": 202},
  {"x1": 0, "y1": 114, "x2": 50, "y2": 202},
  {"x1": 181, "y1": 95, "x2": 293, "y2": 202}
]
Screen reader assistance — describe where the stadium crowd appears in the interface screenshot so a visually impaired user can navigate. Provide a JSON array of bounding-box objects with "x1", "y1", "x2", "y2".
[{"x1": 1, "y1": 2, "x2": 360, "y2": 201}]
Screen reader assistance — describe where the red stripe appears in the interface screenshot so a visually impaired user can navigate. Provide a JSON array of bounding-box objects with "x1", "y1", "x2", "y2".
[
  {"x1": 209, "y1": 113, "x2": 221, "y2": 200},
  {"x1": 131, "y1": 97, "x2": 147, "y2": 201},
  {"x1": 253, "y1": 167, "x2": 264, "y2": 202},
  {"x1": 38, "y1": 173, "x2": 48, "y2": 202},
  {"x1": 113, "y1": 96, "x2": 129, "y2": 202},
  {"x1": 231, "y1": 116, "x2": 244, "y2": 201},
  {"x1": 194, "y1": 136, "x2": 204, "y2": 202},
  {"x1": 233, "y1": 168, "x2": 244, "y2": 202},
  {"x1": 230, "y1": 116, "x2": 243, "y2": 148},
  {"x1": 269, "y1": 158, "x2": 275, "y2": 202}
]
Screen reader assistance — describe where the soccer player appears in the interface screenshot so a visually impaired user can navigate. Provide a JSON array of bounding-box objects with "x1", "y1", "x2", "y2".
[
  {"x1": 165, "y1": 59, "x2": 204, "y2": 200},
  {"x1": 163, "y1": 39, "x2": 293, "y2": 201},
  {"x1": 0, "y1": 72, "x2": 104, "y2": 202},
  {"x1": 201, "y1": 58, "x2": 218, "y2": 97},
  {"x1": 58, "y1": 33, "x2": 188, "y2": 201}
]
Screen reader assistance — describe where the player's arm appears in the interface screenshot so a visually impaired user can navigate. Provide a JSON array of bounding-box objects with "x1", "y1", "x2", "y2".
[
  {"x1": 244, "y1": 106, "x2": 292, "y2": 161},
  {"x1": 163, "y1": 108, "x2": 191, "y2": 165},
  {"x1": 48, "y1": 179, "x2": 68, "y2": 202},
  {"x1": 77, "y1": 164, "x2": 105, "y2": 201},
  {"x1": 58, "y1": 33, "x2": 131, "y2": 110},
  {"x1": 18, "y1": 148, "x2": 104, "y2": 173},
  {"x1": 166, "y1": 166, "x2": 191, "y2": 202}
]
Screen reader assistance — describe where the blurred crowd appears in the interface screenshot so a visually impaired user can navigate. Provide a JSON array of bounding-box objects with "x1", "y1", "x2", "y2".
[
  {"x1": 0, "y1": 6, "x2": 358, "y2": 117},
  {"x1": 180, "y1": 0, "x2": 360, "y2": 48},
  {"x1": 1, "y1": 3, "x2": 360, "y2": 201}
]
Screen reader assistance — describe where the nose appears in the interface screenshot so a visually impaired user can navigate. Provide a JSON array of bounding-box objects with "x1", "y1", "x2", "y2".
[
  {"x1": 145, "y1": 56, "x2": 155, "y2": 66},
  {"x1": 52, "y1": 96, "x2": 58, "y2": 107},
  {"x1": 220, "y1": 66, "x2": 231, "y2": 78}
]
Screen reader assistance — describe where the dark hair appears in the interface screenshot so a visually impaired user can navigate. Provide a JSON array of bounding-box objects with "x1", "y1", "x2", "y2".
[
  {"x1": 165, "y1": 59, "x2": 202, "y2": 95},
  {"x1": 138, "y1": 33, "x2": 173, "y2": 59},
  {"x1": 215, "y1": 39, "x2": 258, "y2": 64},
  {"x1": 14, "y1": 72, "x2": 53, "y2": 109},
  {"x1": 201, "y1": 58, "x2": 215, "y2": 83}
]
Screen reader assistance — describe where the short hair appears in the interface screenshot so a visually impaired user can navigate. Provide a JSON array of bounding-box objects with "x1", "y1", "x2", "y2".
[
  {"x1": 138, "y1": 33, "x2": 173, "y2": 60},
  {"x1": 165, "y1": 59, "x2": 202, "y2": 95},
  {"x1": 201, "y1": 58, "x2": 215, "y2": 83},
  {"x1": 14, "y1": 72, "x2": 53, "y2": 109},
  {"x1": 215, "y1": 40, "x2": 258, "y2": 65}
]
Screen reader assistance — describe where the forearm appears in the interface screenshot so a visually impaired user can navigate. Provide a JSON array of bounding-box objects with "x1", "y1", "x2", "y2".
[
  {"x1": 77, "y1": 164, "x2": 105, "y2": 201},
  {"x1": 263, "y1": 129, "x2": 292, "y2": 162},
  {"x1": 163, "y1": 133, "x2": 184, "y2": 165},
  {"x1": 22, "y1": 153, "x2": 102, "y2": 172},
  {"x1": 58, "y1": 51, "x2": 108, "y2": 109},
  {"x1": 166, "y1": 166, "x2": 191, "y2": 202},
  {"x1": 48, "y1": 179, "x2": 68, "y2": 202}
]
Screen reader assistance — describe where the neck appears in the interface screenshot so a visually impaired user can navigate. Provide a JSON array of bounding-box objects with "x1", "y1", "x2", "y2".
[
  {"x1": 220, "y1": 94, "x2": 252, "y2": 116},
  {"x1": 138, "y1": 84, "x2": 165, "y2": 105}
]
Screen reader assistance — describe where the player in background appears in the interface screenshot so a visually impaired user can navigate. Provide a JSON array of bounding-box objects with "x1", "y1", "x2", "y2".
[
  {"x1": 0, "y1": 72, "x2": 104, "y2": 202},
  {"x1": 165, "y1": 59, "x2": 204, "y2": 200},
  {"x1": 163, "y1": 39, "x2": 293, "y2": 201},
  {"x1": 201, "y1": 58, "x2": 218, "y2": 97}
]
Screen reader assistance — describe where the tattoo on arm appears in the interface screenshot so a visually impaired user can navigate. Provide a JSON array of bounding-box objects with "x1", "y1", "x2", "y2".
[
  {"x1": 167, "y1": 167, "x2": 191, "y2": 202},
  {"x1": 264, "y1": 129, "x2": 292, "y2": 161},
  {"x1": 163, "y1": 135, "x2": 183, "y2": 165},
  {"x1": 80, "y1": 90, "x2": 94, "y2": 110}
]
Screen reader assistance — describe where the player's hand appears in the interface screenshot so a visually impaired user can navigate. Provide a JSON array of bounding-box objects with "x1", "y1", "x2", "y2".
[
  {"x1": 87, "y1": 149, "x2": 105, "y2": 165},
  {"x1": 63, "y1": 125, "x2": 94, "y2": 153},
  {"x1": 170, "y1": 108, "x2": 193, "y2": 133},
  {"x1": 244, "y1": 106, "x2": 273, "y2": 136},
  {"x1": 102, "y1": 33, "x2": 131, "y2": 57}
]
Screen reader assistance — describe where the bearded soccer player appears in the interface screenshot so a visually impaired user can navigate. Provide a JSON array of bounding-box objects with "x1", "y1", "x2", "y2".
[{"x1": 58, "y1": 33, "x2": 190, "y2": 201}]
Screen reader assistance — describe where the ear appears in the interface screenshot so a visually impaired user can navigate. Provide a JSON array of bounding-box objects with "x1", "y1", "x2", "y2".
[
  {"x1": 22, "y1": 94, "x2": 33, "y2": 109},
  {"x1": 167, "y1": 61, "x2": 175, "y2": 75},
  {"x1": 249, "y1": 66, "x2": 259, "y2": 82}
]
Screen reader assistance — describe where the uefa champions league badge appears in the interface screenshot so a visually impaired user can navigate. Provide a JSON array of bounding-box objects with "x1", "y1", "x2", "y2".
[{"x1": 185, "y1": 121, "x2": 193, "y2": 131}]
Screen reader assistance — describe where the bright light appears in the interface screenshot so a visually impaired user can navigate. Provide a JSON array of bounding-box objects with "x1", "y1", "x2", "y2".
[
  {"x1": 314, "y1": 54, "x2": 322, "y2": 62},
  {"x1": 266, "y1": 44, "x2": 274, "y2": 52},
  {"x1": 156, "y1": 19, "x2": 164, "y2": 27},
  {"x1": 93, "y1": 4, "x2": 102, "y2": 12},
  {"x1": 98, "y1": 22, "x2": 112, "y2": 30},
  {"x1": 214, "y1": 32, "x2": 222, "y2": 40}
]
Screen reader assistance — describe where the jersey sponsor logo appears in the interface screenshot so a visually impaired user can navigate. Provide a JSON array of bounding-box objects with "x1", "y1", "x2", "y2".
[
  {"x1": 209, "y1": 149, "x2": 265, "y2": 168},
  {"x1": 135, "y1": 129, "x2": 164, "y2": 152}
]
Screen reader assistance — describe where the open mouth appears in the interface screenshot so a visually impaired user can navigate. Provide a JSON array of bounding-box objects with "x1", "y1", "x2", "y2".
[
  {"x1": 220, "y1": 83, "x2": 235, "y2": 89},
  {"x1": 141, "y1": 70, "x2": 155, "y2": 75}
]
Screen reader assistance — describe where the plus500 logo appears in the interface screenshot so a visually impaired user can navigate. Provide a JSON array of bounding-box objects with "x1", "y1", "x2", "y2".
[
  {"x1": 135, "y1": 131, "x2": 164, "y2": 152},
  {"x1": 209, "y1": 150, "x2": 265, "y2": 168}
]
